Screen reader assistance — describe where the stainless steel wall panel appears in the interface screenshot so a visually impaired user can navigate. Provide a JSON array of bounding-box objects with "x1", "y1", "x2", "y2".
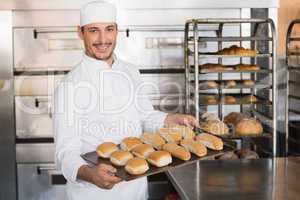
[{"x1": 16, "y1": 143, "x2": 55, "y2": 163}]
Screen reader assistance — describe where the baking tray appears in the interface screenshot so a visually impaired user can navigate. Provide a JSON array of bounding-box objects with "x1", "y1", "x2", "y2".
[
  {"x1": 189, "y1": 52, "x2": 272, "y2": 58},
  {"x1": 190, "y1": 81, "x2": 270, "y2": 90},
  {"x1": 189, "y1": 67, "x2": 271, "y2": 74},
  {"x1": 81, "y1": 144, "x2": 235, "y2": 181}
]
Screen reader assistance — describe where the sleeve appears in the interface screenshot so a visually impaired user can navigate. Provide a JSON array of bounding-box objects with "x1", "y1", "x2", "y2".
[
  {"x1": 53, "y1": 81, "x2": 88, "y2": 185},
  {"x1": 132, "y1": 67, "x2": 168, "y2": 132}
]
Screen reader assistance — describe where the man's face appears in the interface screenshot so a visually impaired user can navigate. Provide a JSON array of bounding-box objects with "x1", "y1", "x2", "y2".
[{"x1": 78, "y1": 23, "x2": 118, "y2": 64}]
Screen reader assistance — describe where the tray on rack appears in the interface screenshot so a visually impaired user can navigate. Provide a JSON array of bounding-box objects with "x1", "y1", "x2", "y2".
[
  {"x1": 81, "y1": 143, "x2": 235, "y2": 181},
  {"x1": 189, "y1": 67, "x2": 271, "y2": 74},
  {"x1": 190, "y1": 52, "x2": 272, "y2": 58},
  {"x1": 190, "y1": 81, "x2": 271, "y2": 90},
  {"x1": 191, "y1": 94, "x2": 272, "y2": 106}
]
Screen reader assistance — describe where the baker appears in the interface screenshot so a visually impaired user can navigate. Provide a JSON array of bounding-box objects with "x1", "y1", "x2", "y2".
[{"x1": 54, "y1": 1, "x2": 199, "y2": 200}]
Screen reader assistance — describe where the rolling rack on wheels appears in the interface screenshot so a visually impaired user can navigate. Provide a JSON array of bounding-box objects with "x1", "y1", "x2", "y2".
[
  {"x1": 184, "y1": 18, "x2": 277, "y2": 157},
  {"x1": 286, "y1": 19, "x2": 300, "y2": 156}
]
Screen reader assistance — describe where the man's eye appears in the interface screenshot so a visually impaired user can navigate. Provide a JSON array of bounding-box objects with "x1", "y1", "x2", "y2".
[
  {"x1": 107, "y1": 28, "x2": 114, "y2": 32},
  {"x1": 89, "y1": 29, "x2": 98, "y2": 33}
]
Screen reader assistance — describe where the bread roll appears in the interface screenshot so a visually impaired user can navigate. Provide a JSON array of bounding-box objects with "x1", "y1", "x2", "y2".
[
  {"x1": 206, "y1": 81, "x2": 219, "y2": 88},
  {"x1": 158, "y1": 128, "x2": 182, "y2": 143},
  {"x1": 120, "y1": 137, "x2": 142, "y2": 151},
  {"x1": 131, "y1": 144, "x2": 155, "y2": 158},
  {"x1": 200, "y1": 63, "x2": 234, "y2": 72},
  {"x1": 162, "y1": 143, "x2": 191, "y2": 161},
  {"x1": 125, "y1": 158, "x2": 149, "y2": 175},
  {"x1": 242, "y1": 95, "x2": 257, "y2": 103},
  {"x1": 195, "y1": 133, "x2": 223, "y2": 150},
  {"x1": 223, "y1": 96, "x2": 236, "y2": 104},
  {"x1": 200, "y1": 120, "x2": 229, "y2": 135},
  {"x1": 235, "y1": 64, "x2": 260, "y2": 71},
  {"x1": 96, "y1": 142, "x2": 118, "y2": 158},
  {"x1": 110, "y1": 150, "x2": 134, "y2": 166},
  {"x1": 218, "y1": 45, "x2": 258, "y2": 56},
  {"x1": 235, "y1": 118, "x2": 263, "y2": 135},
  {"x1": 147, "y1": 151, "x2": 172, "y2": 167},
  {"x1": 243, "y1": 80, "x2": 254, "y2": 86},
  {"x1": 225, "y1": 80, "x2": 236, "y2": 88},
  {"x1": 170, "y1": 125, "x2": 195, "y2": 139},
  {"x1": 204, "y1": 95, "x2": 217, "y2": 104},
  {"x1": 201, "y1": 112, "x2": 220, "y2": 122},
  {"x1": 140, "y1": 132, "x2": 166, "y2": 150},
  {"x1": 224, "y1": 112, "x2": 247, "y2": 126},
  {"x1": 180, "y1": 139, "x2": 207, "y2": 157}
]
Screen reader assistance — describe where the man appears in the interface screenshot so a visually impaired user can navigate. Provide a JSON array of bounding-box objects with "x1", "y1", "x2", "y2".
[{"x1": 54, "y1": 1, "x2": 199, "y2": 200}]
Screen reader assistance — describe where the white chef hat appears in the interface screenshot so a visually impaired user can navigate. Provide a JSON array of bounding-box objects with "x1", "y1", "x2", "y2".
[{"x1": 80, "y1": 1, "x2": 117, "y2": 27}]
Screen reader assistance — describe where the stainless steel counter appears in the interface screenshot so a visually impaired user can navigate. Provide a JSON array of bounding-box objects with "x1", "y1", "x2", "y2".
[{"x1": 167, "y1": 157, "x2": 300, "y2": 200}]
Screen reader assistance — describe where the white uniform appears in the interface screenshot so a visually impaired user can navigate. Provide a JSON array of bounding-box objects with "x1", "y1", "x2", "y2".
[{"x1": 53, "y1": 54, "x2": 167, "y2": 200}]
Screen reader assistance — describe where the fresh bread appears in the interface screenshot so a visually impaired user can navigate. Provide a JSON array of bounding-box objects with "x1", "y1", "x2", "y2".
[
  {"x1": 125, "y1": 158, "x2": 149, "y2": 175},
  {"x1": 162, "y1": 143, "x2": 191, "y2": 161},
  {"x1": 96, "y1": 142, "x2": 118, "y2": 158},
  {"x1": 218, "y1": 45, "x2": 258, "y2": 56},
  {"x1": 206, "y1": 81, "x2": 219, "y2": 88},
  {"x1": 225, "y1": 80, "x2": 236, "y2": 88},
  {"x1": 243, "y1": 80, "x2": 255, "y2": 86},
  {"x1": 170, "y1": 125, "x2": 195, "y2": 139},
  {"x1": 203, "y1": 95, "x2": 218, "y2": 104},
  {"x1": 180, "y1": 139, "x2": 207, "y2": 157},
  {"x1": 110, "y1": 150, "x2": 134, "y2": 166},
  {"x1": 200, "y1": 120, "x2": 229, "y2": 135},
  {"x1": 235, "y1": 118, "x2": 263, "y2": 135},
  {"x1": 131, "y1": 144, "x2": 155, "y2": 158},
  {"x1": 200, "y1": 63, "x2": 234, "y2": 72},
  {"x1": 120, "y1": 137, "x2": 142, "y2": 151},
  {"x1": 158, "y1": 128, "x2": 182, "y2": 143},
  {"x1": 224, "y1": 112, "x2": 247, "y2": 126},
  {"x1": 140, "y1": 132, "x2": 166, "y2": 150},
  {"x1": 147, "y1": 151, "x2": 172, "y2": 167},
  {"x1": 242, "y1": 95, "x2": 257, "y2": 103},
  {"x1": 201, "y1": 112, "x2": 220, "y2": 122},
  {"x1": 223, "y1": 96, "x2": 237, "y2": 104},
  {"x1": 235, "y1": 64, "x2": 260, "y2": 71},
  {"x1": 195, "y1": 133, "x2": 223, "y2": 150}
]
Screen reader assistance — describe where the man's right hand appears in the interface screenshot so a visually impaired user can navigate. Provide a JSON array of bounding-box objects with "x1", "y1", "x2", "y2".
[{"x1": 77, "y1": 164, "x2": 122, "y2": 190}]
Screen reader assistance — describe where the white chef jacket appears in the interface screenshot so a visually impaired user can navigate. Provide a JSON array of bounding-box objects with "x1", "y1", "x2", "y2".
[{"x1": 53, "y1": 53, "x2": 168, "y2": 200}]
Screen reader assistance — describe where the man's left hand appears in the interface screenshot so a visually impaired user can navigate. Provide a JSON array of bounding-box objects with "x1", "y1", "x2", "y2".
[{"x1": 164, "y1": 113, "x2": 199, "y2": 128}]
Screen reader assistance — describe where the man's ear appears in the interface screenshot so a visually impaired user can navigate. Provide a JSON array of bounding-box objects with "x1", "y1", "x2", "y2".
[{"x1": 77, "y1": 26, "x2": 84, "y2": 40}]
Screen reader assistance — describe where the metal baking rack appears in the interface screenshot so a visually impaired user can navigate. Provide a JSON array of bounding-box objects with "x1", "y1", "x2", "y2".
[
  {"x1": 285, "y1": 19, "x2": 300, "y2": 156},
  {"x1": 184, "y1": 18, "x2": 277, "y2": 156}
]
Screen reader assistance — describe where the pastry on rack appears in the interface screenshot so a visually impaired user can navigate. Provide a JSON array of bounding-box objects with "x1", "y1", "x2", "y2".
[
  {"x1": 199, "y1": 80, "x2": 219, "y2": 89},
  {"x1": 235, "y1": 64, "x2": 260, "y2": 71},
  {"x1": 222, "y1": 95, "x2": 237, "y2": 104},
  {"x1": 235, "y1": 118, "x2": 263, "y2": 135},
  {"x1": 224, "y1": 112, "x2": 248, "y2": 126},
  {"x1": 242, "y1": 94, "x2": 258, "y2": 103},
  {"x1": 200, "y1": 63, "x2": 234, "y2": 72},
  {"x1": 243, "y1": 80, "x2": 255, "y2": 86},
  {"x1": 217, "y1": 45, "x2": 258, "y2": 56},
  {"x1": 200, "y1": 120, "x2": 229, "y2": 135},
  {"x1": 203, "y1": 95, "x2": 218, "y2": 104},
  {"x1": 225, "y1": 80, "x2": 237, "y2": 88},
  {"x1": 195, "y1": 133, "x2": 223, "y2": 150},
  {"x1": 201, "y1": 112, "x2": 220, "y2": 122}
]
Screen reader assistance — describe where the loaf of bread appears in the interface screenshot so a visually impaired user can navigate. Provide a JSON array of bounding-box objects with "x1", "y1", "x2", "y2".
[
  {"x1": 243, "y1": 80, "x2": 255, "y2": 86},
  {"x1": 110, "y1": 150, "x2": 134, "y2": 166},
  {"x1": 242, "y1": 95, "x2": 257, "y2": 103},
  {"x1": 162, "y1": 143, "x2": 191, "y2": 161},
  {"x1": 200, "y1": 63, "x2": 234, "y2": 72},
  {"x1": 140, "y1": 132, "x2": 166, "y2": 150},
  {"x1": 180, "y1": 139, "x2": 207, "y2": 157},
  {"x1": 125, "y1": 158, "x2": 149, "y2": 175},
  {"x1": 120, "y1": 137, "x2": 143, "y2": 151},
  {"x1": 200, "y1": 120, "x2": 229, "y2": 135},
  {"x1": 225, "y1": 80, "x2": 236, "y2": 88},
  {"x1": 201, "y1": 112, "x2": 220, "y2": 122},
  {"x1": 158, "y1": 128, "x2": 182, "y2": 143},
  {"x1": 96, "y1": 142, "x2": 118, "y2": 158},
  {"x1": 147, "y1": 151, "x2": 172, "y2": 167},
  {"x1": 195, "y1": 133, "x2": 223, "y2": 150},
  {"x1": 223, "y1": 96, "x2": 237, "y2": 104},
  {"x1": 235, "y1": 118, "x2": 263, "y2": 135},
  {"x1": 223, "y1": 112, "x2": 247, "y2": 126},
  {"x1": 170, "y1": 125, "x2": 195, "y2": 139},
  {"x1": 203, "y1": 95, "x2": 218, "y2": 104},
  {"x1": 235, "y1": 64, "x2": 260, "y2": 71},
  {"x1": 218, "y1": 45, "x2": 258, "y2": 56},
  {"x1": 131, "y1": 144, "x2": 155, "y2": 158}
]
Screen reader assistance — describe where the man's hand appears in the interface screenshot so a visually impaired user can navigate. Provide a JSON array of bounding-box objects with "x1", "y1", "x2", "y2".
[
  {"x1": 77, "y1": 164, "x2": 122, "y2": 190},
  {"x1": 164, "y1": 113, "x2": 199, "y2": 128}
]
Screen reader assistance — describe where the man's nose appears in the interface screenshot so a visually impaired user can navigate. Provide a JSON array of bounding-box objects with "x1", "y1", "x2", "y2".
[{"x1": 97, "y1": 31, "x2": 106, "y2": 43}]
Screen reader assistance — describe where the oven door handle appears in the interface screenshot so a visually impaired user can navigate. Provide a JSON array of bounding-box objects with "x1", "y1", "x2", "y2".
[
  {"x1": 36, "y1": 165, "x2": 67, "y2": 185},
  {"x1": 36, "y1": 165, "x2": 56, "y2": 174}
]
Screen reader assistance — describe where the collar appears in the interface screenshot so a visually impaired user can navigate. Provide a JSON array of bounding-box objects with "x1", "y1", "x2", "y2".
[{"x1": 82, "y1": 53, "x2": 119, "y2": 70}]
